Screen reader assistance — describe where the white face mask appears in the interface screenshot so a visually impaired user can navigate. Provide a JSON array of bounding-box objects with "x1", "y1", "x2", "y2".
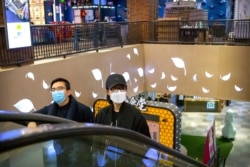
[{"x1": 110, "y1": 91, "x2": 127, "y2": 104}]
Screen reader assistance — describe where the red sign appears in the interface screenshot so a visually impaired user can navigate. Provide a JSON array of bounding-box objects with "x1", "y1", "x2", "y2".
[{"x1": 203, "y1": 120, "x2": 217, "y2": 166}]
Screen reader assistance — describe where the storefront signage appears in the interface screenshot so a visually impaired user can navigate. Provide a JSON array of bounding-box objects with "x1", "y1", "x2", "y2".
[
  {"x1": 207, "y1": 101, "x2": 216, "y2": 110},
  {"x1": 165, "y1": 1, "x2": 196, "y2": 9}
]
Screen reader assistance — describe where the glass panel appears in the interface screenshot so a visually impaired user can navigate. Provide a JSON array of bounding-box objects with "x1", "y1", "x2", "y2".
[{"x1": 0, "y1": 133, "x2": 203, "y2": 167}]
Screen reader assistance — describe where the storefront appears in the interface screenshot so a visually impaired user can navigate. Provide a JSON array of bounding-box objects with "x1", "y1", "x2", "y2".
[{"x1": 29, "y1": 0, "x2": 126, "y2": 25}]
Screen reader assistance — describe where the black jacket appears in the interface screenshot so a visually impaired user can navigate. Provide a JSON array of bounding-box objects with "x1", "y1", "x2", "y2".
[
  {"x1": 35, "y1": 95, "x2": 93, "y2": 123},
  {"x1": 95, "y1": 102, "x2": 151, "y2": 138}
]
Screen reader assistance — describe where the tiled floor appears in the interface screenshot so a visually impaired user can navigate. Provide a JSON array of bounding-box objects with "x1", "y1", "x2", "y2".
[{"x1": 181, "y1": 101, "x2": 250, "y2": 167}]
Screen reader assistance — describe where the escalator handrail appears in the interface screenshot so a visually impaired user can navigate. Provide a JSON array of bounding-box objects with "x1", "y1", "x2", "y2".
[
  {"x1": 0, "y1": 110, "x2": 76, "y2": 125},
  {"x1": 0, "y1": 123, "x2": 209, "y2": 167}
]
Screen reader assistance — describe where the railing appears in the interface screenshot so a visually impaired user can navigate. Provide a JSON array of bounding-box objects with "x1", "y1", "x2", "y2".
[
  {"x1": 0, "y1": 19, "x2": 249, "y2": 66},
  {"x1": 31, "y1": 22, "x2": 123, "y2": 60},
  {"x1": 127, "y1": 19, "x2": 250, "y2": 45}
]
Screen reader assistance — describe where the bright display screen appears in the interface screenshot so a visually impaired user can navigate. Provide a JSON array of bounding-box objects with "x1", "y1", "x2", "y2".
[
  {"x1": 3, "y1": 0, "x2": 32, "y2": 49},
  {"x1": 93, "y1": 0, "x2": 107, "y2": 5}
]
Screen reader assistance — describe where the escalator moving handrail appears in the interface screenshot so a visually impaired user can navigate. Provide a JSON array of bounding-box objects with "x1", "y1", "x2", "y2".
[
  {"x1": 0, "y1": 123, "x2": 208, "y2": 167},
  {"x1": 0, "y1": 110, "x2": 76, "y2": 126}
]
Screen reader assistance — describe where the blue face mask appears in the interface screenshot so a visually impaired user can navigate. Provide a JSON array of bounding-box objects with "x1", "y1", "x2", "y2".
[{"x1": 52, "y1": 90, "x2": 66, "y2": 104}]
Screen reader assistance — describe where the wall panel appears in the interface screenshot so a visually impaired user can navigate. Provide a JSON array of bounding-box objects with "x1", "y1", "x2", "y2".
[
  {"x1": 0, "y1": 44, "x2": 249, "y2": 112},
  {"x1": 144, "y1": 44, "x2": 250, "y2": 101}
]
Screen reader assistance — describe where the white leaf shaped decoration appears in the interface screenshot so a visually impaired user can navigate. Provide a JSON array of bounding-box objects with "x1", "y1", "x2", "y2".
[
  {"x1": 25, "y1": 72, "x2": 35, "y2": 81},
  {"x1": 234, "y1": 85, "x2": 243, "y2": 91},
  {"x1": 171, "y1": 75, "x2": 178, "y2": 81},
  {"x1": 205, "y1": 71, "x2": 213, "y2": 78},
  {"x1": 220, "y1": 73, "x2": 231, "y2": 81},
  {"x1": 161, "y1": 72, "x2": 166, "y2": 79},
  {"x1": 133, "y1": 48, "x2": 139, "y2": 55},
  {"x1": 134, "y1": 77, "x2": 138, "y2": 83},
  {"x1": 92, "y1": 69, "x2": 103, "y2": 88},
  {"x1": 92, "y1": 92, "x2": 98, "y2": 98},
  {"x1": 167, "y1": 85, "x2": 177, "y2": 92},
  {"x1": 150, "y1": 83, "x2": 157, "y2": 88},
  {"x1": 148, "y1": 68, "x2": 155, "y2": 74},
  {"x1": 171, "y1": 57, "x2": 186, "y2": 76},
  {"x1": 193, "y1": 74, "x2": 198, "y2": 82},
  {"x1": 109, "y1": 63, "x2": 114, "y2": 75},
  {"x1": 126, "y1": 54, "x2": 131, "y2": 60},
  {"x1": 123, "y1": 72, "x2": 130, "y2": 82},
  {"x1": 13, "y1": 99, "x2": 36, "y2": 113},
  {"x1": 133, "y1": 86, "x2": 139, "y2": 93},
  {"x1": 75, "y1": 90, "x2": 81, "y2": 97},
  {"x1": 123, "y1": 72, "x2": 131, "y2": 86},
  {"x1": 202, "y1": 87, "x2": 210, "y2": 93},
  {"x1": 43, "y1": 80, "x2": 50, "y2": 89},
  {"x1": 137, "y1": 68, "x2": 144, "y2": 77}
]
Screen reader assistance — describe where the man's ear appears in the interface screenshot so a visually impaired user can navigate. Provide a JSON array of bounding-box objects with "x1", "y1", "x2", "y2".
[{"x1": 67, "y1": 89, "x2": 72, "y2": 96}]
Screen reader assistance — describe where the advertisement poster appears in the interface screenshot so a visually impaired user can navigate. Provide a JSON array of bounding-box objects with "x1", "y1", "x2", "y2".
[
  {"x1": 142, "y1": 113, "x2": 160, "y2": 143},
  {"x1": 4, "y1": 0, "x2": 32, "y2": 49},
  {"x1": 147, "y1": 120, "x2": 160, "y2": 142}
]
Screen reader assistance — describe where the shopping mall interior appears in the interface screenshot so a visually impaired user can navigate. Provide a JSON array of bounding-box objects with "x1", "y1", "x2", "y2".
[
  {"x1": 182, "y1": 100, "x2": 250, "y2": 167},
  {"x1": 2, "y1": 0, "x2": 248, "y2": 25},
  {"x1": 0, "y1": 0, "x2": 250, "y2": 167},
  {"x1": 0, "y1": 44, "x2": 249, "y2": 166}
]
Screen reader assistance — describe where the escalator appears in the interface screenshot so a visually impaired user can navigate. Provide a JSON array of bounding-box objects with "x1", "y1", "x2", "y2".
[{"x1": 0, "y1": 111, "x2": 208, "y2": 167}]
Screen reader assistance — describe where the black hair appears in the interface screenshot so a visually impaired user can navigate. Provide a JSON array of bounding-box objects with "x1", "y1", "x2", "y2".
[
  {"x1": 106, "y1": 94, "x2": 113, "y2": 104},
  {"x1": 50, "y1": 78, "x2": 71, "y2": 90}
]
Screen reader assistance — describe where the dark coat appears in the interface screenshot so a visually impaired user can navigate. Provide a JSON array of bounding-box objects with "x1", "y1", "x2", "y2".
[
  {"x1": 95, "y1": 102, "x2": 151, "y2": 138},
  {"x1": 35, "y1": 95, "x2": 93, "y2": 123}
]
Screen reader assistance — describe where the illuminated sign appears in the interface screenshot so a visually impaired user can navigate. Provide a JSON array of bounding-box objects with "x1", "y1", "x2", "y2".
[
  {"x1": 93, "y1": 0, "x2": 107, "y2": 5},
  {"x1": 3, "y1": 0, "x2": 32, "y2": 49},
  {"x1": 206, "y1": 101, "x2": 216, "y2": 110}
]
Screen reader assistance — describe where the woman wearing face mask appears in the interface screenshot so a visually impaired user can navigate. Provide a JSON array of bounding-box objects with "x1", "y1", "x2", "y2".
[
  {"x1": 95, "y1": 74, "x2": 150, "y2": 138},
  {"x1": 94, "y1": 74, "x2": 151, "y2": 167}
]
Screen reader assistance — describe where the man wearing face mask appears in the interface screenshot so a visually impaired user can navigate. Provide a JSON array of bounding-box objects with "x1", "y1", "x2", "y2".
[
  {"x1": 29, "y1": 77, "x2": 93, "y2": 122},
  {"x1": 28, "y1": 77, "x2": 93, "y2": 166},
  {"x1": 95, "y1": 74, "x2": 150, "y2": 137}
]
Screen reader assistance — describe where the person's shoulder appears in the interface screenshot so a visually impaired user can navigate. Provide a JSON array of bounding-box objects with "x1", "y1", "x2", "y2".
[
  {"x1": 70, "y1": 96, "x2": 90, "y2": 110},
  {"x1": 77, "y1": 102, "x2": 91, "y2": 111},
  {"x1": 122, "y1": 102, "x2": 140, "y2": 112},
  {"x1": 123, "y1": 102, "x2": 137, "y2": 108},
  {"x1": 97, "y1": 105, "x2": 111, "y2": 115},
  {"x1": 35, "y1": 104, "x2": 53, "y2": 114},
  {"x1": 99, "y1": 105, "x2": 111, "y2": 112}
]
